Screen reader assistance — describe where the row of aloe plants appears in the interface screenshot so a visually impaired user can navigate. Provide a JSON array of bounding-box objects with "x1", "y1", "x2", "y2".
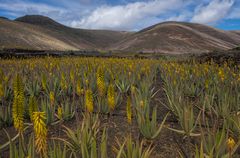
[{"x1": 0, "y1": 57, "x2": 165, "y2": 158}]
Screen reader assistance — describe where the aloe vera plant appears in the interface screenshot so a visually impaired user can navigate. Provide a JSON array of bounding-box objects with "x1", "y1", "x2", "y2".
[
  {"x1": 25, "y1": 80, "x2": 41, "y2": 97},
  {"x1": 59, "y1": 99, "x2": 75, "y2": 121},
  {"x1": 114, "y1": 135, "x2": 154, "y2": 158},
  {"x1": 115, "y1": 77, "x2": 130, "y2": 94},
  {"x1": 0, "y1": 104, "x2": 13, "y2": 129},
  {"x1": 2, "y1": 130, "x2": 35, "y2": 158},
  {"x1": 41, "y1": 99, "x2": 55, "y2": 124},
  {"x1": 62, "y1": 114, "x2": 107, "y2": 158},
  {"x1": 48, "y1": 141, "x2": 68, "y2": 158},
  {"x1": 136, "y1": 106, "x2": 168, "y2": 140}
]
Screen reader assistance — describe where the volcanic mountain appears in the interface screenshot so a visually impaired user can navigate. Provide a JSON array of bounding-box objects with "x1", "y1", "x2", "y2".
[
  {"x1": 111, "y1": 22, "x2": 240, "y2": 54},
  {"x1": 0, "y1": 15, "x2": 130, "y2": 51},
  {"x1": 0, "y1": 15, "x2": 240, "y2": 53},
  {"x1": 231, "y1": 31, "x2": 240, "y2": 36}
]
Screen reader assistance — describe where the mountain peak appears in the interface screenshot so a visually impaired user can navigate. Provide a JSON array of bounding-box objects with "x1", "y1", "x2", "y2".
[
  {"x1": 1, "y1": 15, "x2": 240, "y2": 53},
  {"x1": 15, "y1": 15, "x2": 63, "y2": 27},
  {"x1": 112, "y1": 21, "x2": 240, "y2": 53},
  {"x1": 0, "y1": 16, "x2": 9, "y2": 20}
]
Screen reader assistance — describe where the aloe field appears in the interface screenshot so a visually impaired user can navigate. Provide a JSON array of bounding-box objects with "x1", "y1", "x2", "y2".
[{"x1": 0, "y1": 57, "x2": 240, "y2": 158}]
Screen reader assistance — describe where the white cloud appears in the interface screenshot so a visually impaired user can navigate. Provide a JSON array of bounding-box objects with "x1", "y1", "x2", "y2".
[
  {"x1": 0, "y1": 1, "x2": 67, "y2": 15},
  {"x1": 228, "y1": 4, "x2": 240, "y2": 19},
  {"x1": 70, "y1": 0, "x2": 187, "y2": 30},
  {"x1": 166, "y1": 12, "x2": 192, "y2": 22},
  {"x1": 0, "y1": 0, "x2": 238, "y2": 31},
  {"x1": 0, "y1": 0, "x2": 101, "y2": 25},
  {"x1": 191, "y1": 0, "x2": 234, "y2": 24}
]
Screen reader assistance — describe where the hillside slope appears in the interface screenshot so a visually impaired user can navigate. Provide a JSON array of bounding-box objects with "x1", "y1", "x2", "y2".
[
  {"x1": 15, "y1": 15, "x2": 130, "y2": 49},
  {"x1": 231, "y1": 31, "x2": 240, "y2": 37},
  {"x1": 0, "y1": 18, "x2": 79, "y2": 50},
  {"x1": 111, "y1": 22, "x2": 240, "y2": 54},
  {"x1": 1, "y1": 15, "x2": 240, "y2": 53},
  {"x1": 0, "y1": 15, "x2": 130, "y2": 51}
]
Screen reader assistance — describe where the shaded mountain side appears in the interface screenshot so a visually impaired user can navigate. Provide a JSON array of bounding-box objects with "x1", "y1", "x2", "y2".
[
  {"x1": 0, "y1": 19, "x2": 81, "y2": 50},
  {"x1": 1, "y1": 15, "x2": 240, "y2": 53},
  {"x1": 15, "y1": 15, "x2": 64, "y2": 28},
  {"x1": 182, "y1": 23, "x2": 240, "y2": 46},
  {"x1": 195, "y1": 46, "x2": 240, "y2": 65},
  {"x1": 231, "y1": 31, "x2": 240, "y2": 36},
  {"x1": 15, "y1": 15, "x2": 131, "y2": 49},
  {"x1": 0, "y1": 17, "x2": 9, "y2": 20},
  {"x1": 111, "y1": 22, "x2": 240, "y2": 54}
]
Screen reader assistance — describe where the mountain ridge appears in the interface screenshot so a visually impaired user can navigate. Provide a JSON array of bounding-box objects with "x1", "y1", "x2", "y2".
[
  {"x1": 0, "y1": 15, "x2": 240, "y2": 54},
  {"x1": 14, "y1": 15, "x2": 131, "y2": 49},
  {"x1": 111, "y1": 21, "x2": 240, "y2": 54}
]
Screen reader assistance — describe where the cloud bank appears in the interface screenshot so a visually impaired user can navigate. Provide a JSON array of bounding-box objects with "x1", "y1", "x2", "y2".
[
  {"x1": 191, "y1": 0, "x2": 234, "y2": 24},
  {"x1": 0, "y1": 0, "x2": 239, "y2": 30},
  {"x1": 71, "y1": 0, "x2": 186, "y2": 30}
]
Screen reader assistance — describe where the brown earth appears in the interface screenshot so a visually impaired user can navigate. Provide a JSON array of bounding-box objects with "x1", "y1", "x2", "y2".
[
  {"x1": 0, "y1": 15, "x2": 131, "y2": 51},
  {"x1": 111, "y1": 21, "x2": 240, "y2": 54},
  {"x1": 0, "y1": 72, "x2": 188, "y2": 158},
  {"x1": 231, "y1": 31, "x2": 240, "y2": 36},
  {"x1": 1, "y1": 15, "x2": 240, "y2": 54}
]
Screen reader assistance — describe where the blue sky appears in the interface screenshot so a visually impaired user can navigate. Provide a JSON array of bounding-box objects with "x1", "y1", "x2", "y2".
[{"x1": 0, "y1": 0, "x2": 239, "y2": 31}]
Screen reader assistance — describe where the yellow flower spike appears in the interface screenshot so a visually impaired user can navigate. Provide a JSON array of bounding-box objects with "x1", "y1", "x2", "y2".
[
  {"x1": 237, "y1": 75, "x2": 240, "y2": 82},
  {"x1": 131, "y1": 85, "x2": 136, "y2": 95},
  {"x1": 61, "y1": 73, "x2": 67, "y2": 90},
  {"x1": 109, "y1": 71, "x2": 114, "y2": 81},
  {"x1": 173, "y1": 79, "x2": 177, "y2": 86},
  {"x1": 96, "y1": 67, "x2": 105, "y2": 97},
  {"x1": 85, "y1": 89, "x2": 94, "y2": 113},
  {"x1": 0, "y1": 82, "x2": 4, "y2": 98},
  {"x1": 107, "y1": 83, "x2": 115, "y2": 111},
  {"x1": 128, "y1": 71, "x2": 131, "y2": 77},
  {"x1": 57, "y1": 106, "x2": 63, "y2": 120},
  {"x1": 84, "y1": 72, "x2": 87, "y2": 79},
  {"x1": 76, "y1": 80, "x2": 82, "y2": 96},
  {"x1": 205, "y1": 79, "x2": 209, "y2": 89},
  {"x1": 140, "y1": 100, "x2": 144, "y2": 108},
  {"x1": 227, "y1": 137, "x2": 235, "y2": 152},
  {"x1": 32, "y1": 112, "x2": 47, "y2": 156},
  {"x1": 12, "y1": 74, "x2": 24, "y2": 133},
  {"x1": 81, "y1": 89, "x2": 84, "y2": 95},
  {"x1": 41, "y1": 75, "x2": 47, "y2": 91},
  {"x1": 126, "y1": 96, "x2": 132, "y2": 124},
  {"x1": 85, "y1": 79, "x2": 89, "y2": 87},
  {"x1": 70, "y1": 70, "x2": 75, "y2": 83},
  {"x1": 49, "y1": 91, "x2": 55, "y2": 106},
  {"x1": 138, "y1": 74, "x2": 141, "y2": 80},
  {"x1": 4, "y1": 75, "x2": 8, "y2": 82}
]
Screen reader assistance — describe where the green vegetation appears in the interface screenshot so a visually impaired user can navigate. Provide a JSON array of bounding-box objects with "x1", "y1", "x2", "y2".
[{"x1": 0, "y1": 57, "x2": 239, "y2": 157}]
